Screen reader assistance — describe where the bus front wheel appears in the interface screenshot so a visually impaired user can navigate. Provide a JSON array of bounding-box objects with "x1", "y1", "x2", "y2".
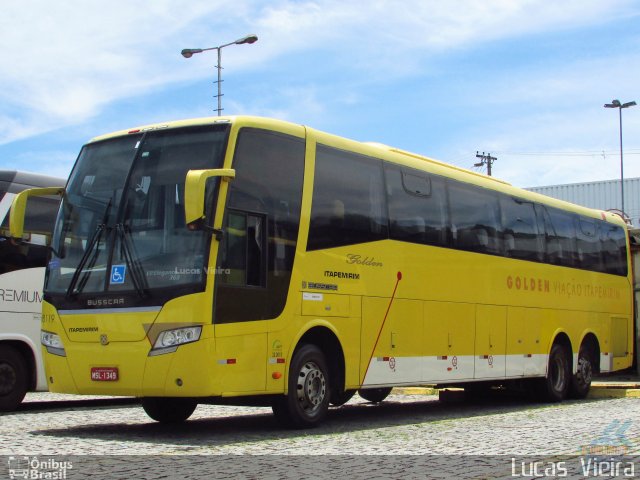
[
  {"x1": 141, "y1": 397, "x2": 197, "y2": 423},
  {"x1": 272, "y1": 344, "x2": 330, "y2": 428},
  {"x1": 0, "y1": 345, "x2": 28, "y2": 411}
]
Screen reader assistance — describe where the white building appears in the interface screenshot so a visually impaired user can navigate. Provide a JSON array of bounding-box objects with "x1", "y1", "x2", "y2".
[{"x1": 526, "y1": 177, "x2": 640, "y2": 227}]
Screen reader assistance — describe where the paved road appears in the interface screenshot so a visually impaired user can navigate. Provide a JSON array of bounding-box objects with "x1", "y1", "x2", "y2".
[{"x1": 1, "y1": 392, "x2": 639, "y2": 478}]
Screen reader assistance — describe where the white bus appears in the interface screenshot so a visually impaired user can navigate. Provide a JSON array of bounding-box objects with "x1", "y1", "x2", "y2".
[{"x1": 0, "y1": 170, "x2": 64, "y2": 410}]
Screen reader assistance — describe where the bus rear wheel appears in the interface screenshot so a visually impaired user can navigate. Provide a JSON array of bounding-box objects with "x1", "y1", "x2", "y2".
[
  {"x1": 330, "y1": 389, "x2": 356, "y2": 407},
  {"x1": 358, "y1": 387, "x2": 392, "y2": 403},
  {"x1": 540, "y1": 343, "x2": 571, "y2": 402},
  {"x1": 141, "y1": 397, "x2": 197, "y2": 423},
  {"x1": 0, "y1": 345, "x2": 28, "y2": 411},
  {"x1": 272, "y1": 344, "x2": 330, "y2": 428},
  {"x1": 569, "y1": 345, "x2": 594, "y2": 399}
]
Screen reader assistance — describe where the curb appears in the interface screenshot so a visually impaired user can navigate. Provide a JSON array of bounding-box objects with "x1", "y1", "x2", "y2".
[
  {"x1": 588, "y1": 387, "x2": 640, "y2": 399},
  {"x1": 392, "y1": 387, "x2": 438, "y2": 396},
  {"x1": 392, "y1": 385, "x2": 640, "y2": 399}
]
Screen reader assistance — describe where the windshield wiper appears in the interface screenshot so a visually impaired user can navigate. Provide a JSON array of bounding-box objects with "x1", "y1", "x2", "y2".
[
  {"x1": 116, "y1": 223, "x2": 148, "y2": 298},
  {"x1": 65, "y1": 223, "x2": 106, "y2": 298},
  {"x1": 65, "y1": 198, "x2": 113, "y2": 299}
]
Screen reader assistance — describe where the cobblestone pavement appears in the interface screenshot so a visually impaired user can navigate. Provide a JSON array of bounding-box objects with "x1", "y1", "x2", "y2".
[{"x1": 1, "y1": 392, "x2": 639, "y2": 478}]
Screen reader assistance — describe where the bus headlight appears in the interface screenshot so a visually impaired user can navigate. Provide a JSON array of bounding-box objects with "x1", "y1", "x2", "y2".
[
  {"x1": 149, "y1": 326, "x2": 202, "y2": 356},
  {"x1": 41, "y1": 331, "x2": 66, "y2": 357}
]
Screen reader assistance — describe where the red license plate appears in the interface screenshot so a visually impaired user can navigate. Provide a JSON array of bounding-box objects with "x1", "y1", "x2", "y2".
[{"x1": 91, "y1": 367, "x2": 119, "y2": 381}]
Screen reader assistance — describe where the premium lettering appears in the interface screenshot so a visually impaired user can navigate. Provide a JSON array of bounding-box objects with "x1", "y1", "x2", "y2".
[{"x1": 0, "y1": 289, "x2": 42, "y2": 303}]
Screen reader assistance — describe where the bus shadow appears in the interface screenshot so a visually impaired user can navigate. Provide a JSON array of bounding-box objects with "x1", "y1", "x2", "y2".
[
  {"x1": 7, "y1": 398, "x2": 139, "y2": 415},
  {"x1": 33, "y1": 395, "x2": 608, "y2": 449}
]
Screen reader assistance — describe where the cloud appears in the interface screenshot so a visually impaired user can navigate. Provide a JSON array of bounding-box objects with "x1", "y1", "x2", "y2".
[
  {"x1": 423, "y1": 33, "x2": 640, "y2": 188},
  {"x1": 0, "y1": 1, "x2": 235, "y2": 143},
  {"x1": 254, "y1": 0, "x2": 637, "y2": 76},
  {"x1": 1, "y1": 0, "x2": 637, "y2": 150}
]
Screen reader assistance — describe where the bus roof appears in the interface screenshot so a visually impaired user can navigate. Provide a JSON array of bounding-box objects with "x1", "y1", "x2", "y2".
[
  {"x1": 0, "y1": 170, "x2": 65, "y2": 190},
  {"x1": 87, "y1": 115, "x2": 626, "y2": 229}
]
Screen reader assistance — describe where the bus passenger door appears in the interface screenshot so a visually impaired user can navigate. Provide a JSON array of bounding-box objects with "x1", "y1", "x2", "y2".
[
  {"x1": 474, "y1": 305, "x2": 507, "y2": 379},
  {"x1": 212, "y1": 126, "x2": 306, "y2": 394}
]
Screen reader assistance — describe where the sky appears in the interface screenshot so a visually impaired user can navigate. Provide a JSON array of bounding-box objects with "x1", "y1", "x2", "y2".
[{"x1": 1, "y1": 0, "x2": 639, "y2": 188}]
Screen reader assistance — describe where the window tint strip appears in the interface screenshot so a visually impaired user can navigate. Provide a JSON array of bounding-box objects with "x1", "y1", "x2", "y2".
[{"x1": 307, "y1": 144, "x2": 628, "y2": 277}]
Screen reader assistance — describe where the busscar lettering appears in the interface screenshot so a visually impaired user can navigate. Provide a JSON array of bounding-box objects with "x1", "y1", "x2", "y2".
[
  {"x1": 324, "y1": 271, "x2": 360, "y2": 280},
  {"x1": 86, "y1": 298, "x2": 125, "y2": 307}
]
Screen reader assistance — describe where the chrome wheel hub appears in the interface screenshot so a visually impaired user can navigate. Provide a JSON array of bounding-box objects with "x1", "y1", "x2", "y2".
[
  {"x1": 296, "y1": 361, "x2": 326, "y2": 413},
  {"x1": 577, "y1": 357, "x2": 593, "y2": 386}
]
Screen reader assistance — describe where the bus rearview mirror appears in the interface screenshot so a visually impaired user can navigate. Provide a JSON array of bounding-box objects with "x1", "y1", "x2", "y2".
[
  {"x1": 10, "y1": 187, "x2": 65, "y2": 241},
  {"x1": 184, "y1": 168, "x2": 235, "y2": 226}
]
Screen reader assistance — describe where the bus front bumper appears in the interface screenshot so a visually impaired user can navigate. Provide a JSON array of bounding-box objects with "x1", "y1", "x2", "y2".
[{"x1": 44, "y1": 336, "x2": 219, "y2": 397}]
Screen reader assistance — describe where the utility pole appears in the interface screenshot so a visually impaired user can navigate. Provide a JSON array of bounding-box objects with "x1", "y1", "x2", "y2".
[
  {"x1": 604, "y1": 99, "x2": 636, "y2": 216},
  {"x1": 474, "y1": 151, "x2": 497, "y2": 176},
  {"x1": 181, "y1": 34, "x2": 258, "y2": 115}
]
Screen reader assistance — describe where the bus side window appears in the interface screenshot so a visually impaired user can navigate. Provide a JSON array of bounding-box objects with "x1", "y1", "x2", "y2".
[
  {"x1": 385, "y1": 166, "x2": 448, "y2": 247},
  {"x1": 600, "y1": 222, "x2": 627, "y2": 276},
  {"x1": 448, "y1": 180, "x2": 502, "y2": 256},
  {"x1": 500, "y1": 197, "x2": 542, "y2": 262},
  {"x1": 545, "y1": 208, "x2": 578, "y2": 268},
  {"x1": 308, "y1": 145, "x2": 388, "y2": 251},
  {"x1": 536, "y1": 205, "x2": 558, "y2": 264},
  {"x1": 221, "y1": 210, "x2": 266, "y2": 287},
  {"x1": 215, "y1": 128, "x2": 305, "y2": 323},
  {"x1": 576, "y1": 217, "x2": 602, "y2": 271}
]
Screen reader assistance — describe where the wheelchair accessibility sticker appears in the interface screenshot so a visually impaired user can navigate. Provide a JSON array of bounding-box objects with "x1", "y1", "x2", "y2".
[{"x1": 110, "y1": 265, "x2": 126, "y2": 284}]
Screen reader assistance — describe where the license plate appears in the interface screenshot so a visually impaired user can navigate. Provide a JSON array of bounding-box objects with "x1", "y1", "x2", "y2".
[{"x1": 91, "y1": 367, "x2": 119, "y2": 381}]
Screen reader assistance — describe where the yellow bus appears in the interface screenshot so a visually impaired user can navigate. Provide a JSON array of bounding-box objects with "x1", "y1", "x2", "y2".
[{"x1": 10, "y1": 116, "x2": 633, "y2": 427}]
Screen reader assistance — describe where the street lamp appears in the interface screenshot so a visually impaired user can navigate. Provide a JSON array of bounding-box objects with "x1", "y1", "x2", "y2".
[
  {"x1": 181, "y1": 34, "x2": 258, "y2": 116},
  {"x1": 604, "y1": 99, "x2": 636, "y2": 216}
]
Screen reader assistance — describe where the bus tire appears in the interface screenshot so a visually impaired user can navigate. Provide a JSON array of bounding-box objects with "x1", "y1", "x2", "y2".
[
  {"x1": 330, "y1": 389, "x2": 356, "y2": 407},
  {"x1": 0, "y1": 345, "x2": 28, "y2": 411},
  {"x1": 272, "y1": 344, "x2": 330, "y2": 428},
  {"x1": 358, "y1": 387, "x2": 392, "y2": 403},
  {"x1": 569, "y1": 345, "x2": 594, "y2": 399},
  {"x1": 141, "y1": 397, "x2": 197, "y2": 423},
  {"x1": 540, "y1": 343, "x2": 571, "y2": 402}
]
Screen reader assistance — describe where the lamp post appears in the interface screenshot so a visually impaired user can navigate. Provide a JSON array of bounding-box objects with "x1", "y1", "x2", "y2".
[
  {"x1": 181, "y1": 34, "x2": 258, "y2": 116},
  {"x1": 604, "y1": 99, "x2": 636, "y2": 216}
]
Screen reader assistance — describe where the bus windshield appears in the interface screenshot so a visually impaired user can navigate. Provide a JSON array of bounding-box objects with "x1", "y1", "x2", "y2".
[{"x1": 45, "y1": 125, "x2": 229, "y2": 303}]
